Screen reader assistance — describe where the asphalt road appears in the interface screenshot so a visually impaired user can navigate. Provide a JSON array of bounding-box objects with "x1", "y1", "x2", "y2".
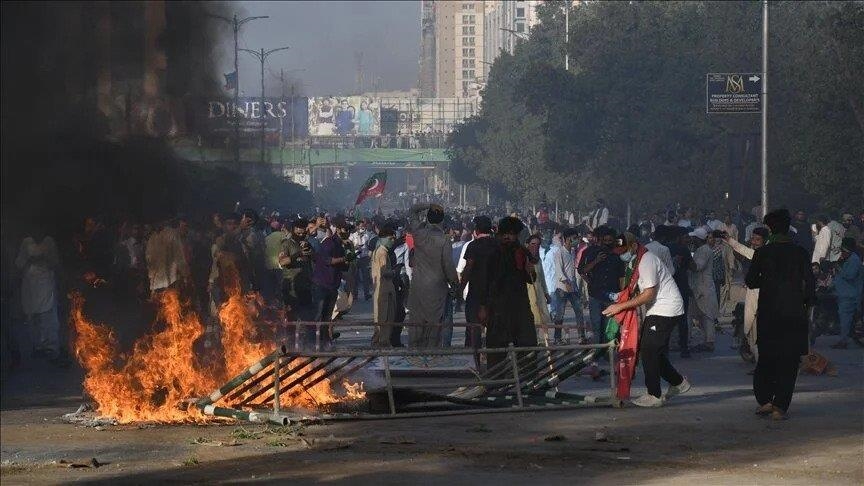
[{"x1": 2, "y1": 299, "x2": 862, "y2": 485}]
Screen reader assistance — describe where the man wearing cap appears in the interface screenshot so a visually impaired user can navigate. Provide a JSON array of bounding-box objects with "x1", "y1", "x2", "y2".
[
  {"x1": 688, "y1": 227, "x2": 718, "y2": 352},
  {"x1": 830, "y1": 237, "x2": 863, "y2": 349}
]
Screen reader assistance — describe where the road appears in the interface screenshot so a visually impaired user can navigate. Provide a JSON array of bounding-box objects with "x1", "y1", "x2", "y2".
[{"x1": 1, "y1": 299, "x2": 862, "y2": 485}]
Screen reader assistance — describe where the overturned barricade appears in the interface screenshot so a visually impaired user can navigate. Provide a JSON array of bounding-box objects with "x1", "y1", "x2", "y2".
[{"x1": 195, "y1": 322, "x2": 621, "y2": 423}]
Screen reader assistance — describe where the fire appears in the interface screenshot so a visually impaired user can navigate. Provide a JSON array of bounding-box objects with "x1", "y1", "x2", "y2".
[
  {"x1": 71, "y1": 270, "x2": 365, "y2": 424},
  {"x1": 71, "y1": 290, "x2": 215, "y2": 423}
]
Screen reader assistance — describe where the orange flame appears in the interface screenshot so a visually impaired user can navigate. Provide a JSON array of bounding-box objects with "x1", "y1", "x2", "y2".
[
  {"x1": 71, "y1": 269, "x2": 365, "y2": 423},
  {"x1": 71, "y1": 290, "x2": 215, "y2": 423}
]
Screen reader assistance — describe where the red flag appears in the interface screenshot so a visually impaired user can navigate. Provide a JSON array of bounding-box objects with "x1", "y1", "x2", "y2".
[
  {"x1": 610, "y1": 245, "x2": 648, "y2": 400},
  {"x1": 354, "y1": 171, "x2": 387, "y2": 206}
]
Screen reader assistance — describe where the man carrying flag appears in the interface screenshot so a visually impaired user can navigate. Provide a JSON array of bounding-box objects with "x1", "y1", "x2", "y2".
[
  {"x1": 355, "y1": 171, "x2": 387, "y2": 206},
  {"x1": 603, "y1": 232, "x2": 691, "y2": 407}
]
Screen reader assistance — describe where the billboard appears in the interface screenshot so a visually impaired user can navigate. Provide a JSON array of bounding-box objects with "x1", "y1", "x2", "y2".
[
  {"x1": 187, "y1": 97, "x2": 309, "y2": 143},
  {"x1": 308, "y1": 96, "x2": 380, "y2": 136},
  {"x1": 378, "y1": 98, "x2": 478, "y2": 134}
]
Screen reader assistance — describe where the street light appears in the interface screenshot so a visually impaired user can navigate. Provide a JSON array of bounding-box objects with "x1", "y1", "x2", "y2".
[
  {"x1": 240, "y1": 46, "x2": 291, "y2": 165},
  {"x1": 270, "y1": 69, "x2": 310, "y2": 171},
  {"x1": 207, "y1": 13, "x2": 270, "y2": 170}
]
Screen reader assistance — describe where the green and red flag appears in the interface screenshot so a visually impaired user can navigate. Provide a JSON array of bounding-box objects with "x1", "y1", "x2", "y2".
[
  {"x1": 605, "y1": 245, "x2": 648, "y2": 400},
  {"x1": 354, "y1": 171, "x2": 387, "y2": 205}
]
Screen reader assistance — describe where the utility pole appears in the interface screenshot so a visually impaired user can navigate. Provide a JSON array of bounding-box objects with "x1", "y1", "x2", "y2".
[
  {"x1": 761, "y1": 0, "x2": 768, "y2": 218},
  {"x1": 271, "y1": 68, "x2": 307, "y2": 174},
  {"x1": 240, "y1": 46, "x2": 291, "y2": 165},
  {"x1": 564, "y1": 0, "x2": 569, "y2": 71},
  {"x1": 208, "y1": 13, "x2": 269, "y2": 170}
]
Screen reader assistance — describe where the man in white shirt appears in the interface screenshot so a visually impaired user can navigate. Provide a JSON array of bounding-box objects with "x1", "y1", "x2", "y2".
[
  {"x1": 811, "y1": 215, "x2": 845, "y2": 264},
  {"x1": 644, "y1": 236, "x2": 674, "y2": 274},
  {"x1": 589, "y1": 199, "x2": 609, "y2": 230},
  {"x1": 349, "y1": 220, "x2": 373, "y2": 300},
  {"x1": 545, "y1": 229, "x2": 587, "y2": 343},
  {"x1": 603, "y1": 236, "x2": 691, "y2": 408}
]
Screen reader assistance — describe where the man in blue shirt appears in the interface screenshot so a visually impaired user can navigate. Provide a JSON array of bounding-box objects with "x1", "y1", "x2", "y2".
[
  {"x1": 830, "y1": 237, "x2": 863, "y2": 349},
  {"x1": 578, "y1": 225, "x2": 625, "y2": 345}
]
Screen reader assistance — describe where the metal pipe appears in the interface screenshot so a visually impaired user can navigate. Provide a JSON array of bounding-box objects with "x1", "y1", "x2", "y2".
[
  {"x1": 270, "y1": 357, "x2": 338, "y2": 403},
  {"x1": 223, "y1": 361, "x2": 277, "y2": 403},
  {"x1": 274, "y1": 357, "x2": 358, "y2": 402},
  {"x1": 196, "y1": 349, "x2": 282, "y2": 407},
  {"x1": 238, "y1": 357, "x2": 317, "y2": 405},
  {"x1": 508, "y1": 346, "x2": 524, "y2": 408},
  {"x1": 280, "y1": 342, "x2": 612, "y2": 359},
  {"x1": 272, "y1": 356, "x2": 281, "y2": 415},
  {"x1": 609, "y1": 338, "x2": 620, "y2": 407},
  {"x1": 201, "y1": 405, "x2": 290, "y2": 425},
  {"x1": 383, "y1": 356, "x2": 396, "y2": 416}
]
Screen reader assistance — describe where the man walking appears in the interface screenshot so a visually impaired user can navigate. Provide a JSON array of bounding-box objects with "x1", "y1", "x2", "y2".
[
  {"x1": 745, "y1": 209, "x2": 815, "y2": 420},
  {"x1": 546, "y1": 228, "x2": 586, "y2": 344},
  {"x1": 603, "y1": 233, "x2": 690, "y2": 408},
  {"x1": 460, "y1": 216, "x2": 498, "y2": 349},
  {"x1": 688, "y1": 228, "x2": 718, "y2": 353}
]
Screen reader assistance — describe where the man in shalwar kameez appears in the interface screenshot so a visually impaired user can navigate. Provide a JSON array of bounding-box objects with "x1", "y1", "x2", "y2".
[{"x1": 406, "y1": 204, "x2": 459, "y2": 348}]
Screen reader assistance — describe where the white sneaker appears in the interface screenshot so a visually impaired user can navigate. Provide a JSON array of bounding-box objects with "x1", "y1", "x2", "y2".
[
  {"x1": 630, "y1": 394, "x2": 665, "y2": 408},
  {"x1": 666, "y1": 378, "x2": 691, "y2": 399}
]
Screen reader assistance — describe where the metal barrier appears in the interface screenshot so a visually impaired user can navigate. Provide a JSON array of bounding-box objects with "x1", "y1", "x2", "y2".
[
  {"x1": 195, "y1": 331, "x2": 621, "y2": 423},
  {"x1": 277, "y1": 320, "x2": 591, "y2": 353}
]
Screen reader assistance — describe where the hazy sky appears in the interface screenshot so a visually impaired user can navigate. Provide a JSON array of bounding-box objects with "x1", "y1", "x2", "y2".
[{"x1": 216, "y1": 1, "x2": 421, "y2": 97}]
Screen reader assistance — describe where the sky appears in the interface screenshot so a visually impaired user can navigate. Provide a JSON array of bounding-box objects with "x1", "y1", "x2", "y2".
[{"x1": 216, "y1": 1, "x2": 421, "y2": 97}]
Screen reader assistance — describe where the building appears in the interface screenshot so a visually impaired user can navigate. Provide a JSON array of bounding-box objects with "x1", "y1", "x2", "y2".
[
  {"x1": 427, "y1": 0, "x2": 484, "y2": 99},
  {"x1": 419, "y1": 0, "x2": 437, "y2": 97},
  {"x1": 482, "y1": 1, "x2": 543, "y2": 79}
]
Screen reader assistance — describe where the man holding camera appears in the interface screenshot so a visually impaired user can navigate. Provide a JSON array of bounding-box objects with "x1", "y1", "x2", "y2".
[{"x1": 278, "y1": 218, "x2": 316, "y2": 346}]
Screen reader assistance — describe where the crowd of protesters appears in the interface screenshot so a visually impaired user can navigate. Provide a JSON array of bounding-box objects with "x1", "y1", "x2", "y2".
[{"x1": 4, "y1": 197, "x2": 862, "y2": 416}]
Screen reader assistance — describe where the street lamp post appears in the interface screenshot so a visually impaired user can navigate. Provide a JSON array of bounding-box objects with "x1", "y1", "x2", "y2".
[
  {"x1": 761, "y1": 0, "x2": 769, "y2": 218},
  {"x1": 240, "y1": 46, "x2": 291, "y2": 165},
  {"x1": 272, "y1": 68, "x2": 307, "y2": 170},
  {"x1": 207, "y1": 13, "x2": 269, "y2": 170}
]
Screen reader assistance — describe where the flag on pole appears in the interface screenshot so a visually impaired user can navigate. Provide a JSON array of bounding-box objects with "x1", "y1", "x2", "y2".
[
  {"x1": 224, "y1": 71, "x2": 238, "y2": 91},
  {"x1": 355, "y1": 171, "x2": 387, "y2": 206}
]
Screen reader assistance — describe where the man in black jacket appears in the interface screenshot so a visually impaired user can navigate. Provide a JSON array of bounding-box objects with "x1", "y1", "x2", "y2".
[{"x1": 745, "y1": 209, "x2": 815, "y2": 420}]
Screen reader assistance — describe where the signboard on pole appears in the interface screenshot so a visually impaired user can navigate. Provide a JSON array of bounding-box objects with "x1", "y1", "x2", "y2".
[{"x1": 706, "y1": 73, "x2": 762, "y2": 114}]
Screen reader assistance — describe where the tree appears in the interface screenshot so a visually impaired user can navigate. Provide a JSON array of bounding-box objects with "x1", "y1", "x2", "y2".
[{"x1": 448, "y1": 1, "x2": 863, "y2": 214}]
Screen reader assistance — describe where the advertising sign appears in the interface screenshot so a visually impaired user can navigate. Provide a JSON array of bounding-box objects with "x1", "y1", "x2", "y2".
[
  {"x1": 308, "y1": 96, "x2": 380, "y2": 136},
  {"x1": 189, "y1": 97, "x2": 308, "y2": 142},
  {"x1": 706, "y1": 73, "x2": 762, "y2": 114}
]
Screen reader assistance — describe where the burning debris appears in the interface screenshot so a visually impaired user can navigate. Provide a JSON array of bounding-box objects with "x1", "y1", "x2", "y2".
[{"x1": 69, "y1": 274, "x2": 365, "y2": 425}]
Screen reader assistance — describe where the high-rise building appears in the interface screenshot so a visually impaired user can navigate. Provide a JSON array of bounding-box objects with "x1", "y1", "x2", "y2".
[
  {"x1": 429, "y1": 0, "x2": 484, "y2": 99},
  {"x1": 419, "y1": 0, "x2": 437, "y2": 97},
  {"x1": 482, "y1": 1, "x2": 543, "y2": 79}
]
